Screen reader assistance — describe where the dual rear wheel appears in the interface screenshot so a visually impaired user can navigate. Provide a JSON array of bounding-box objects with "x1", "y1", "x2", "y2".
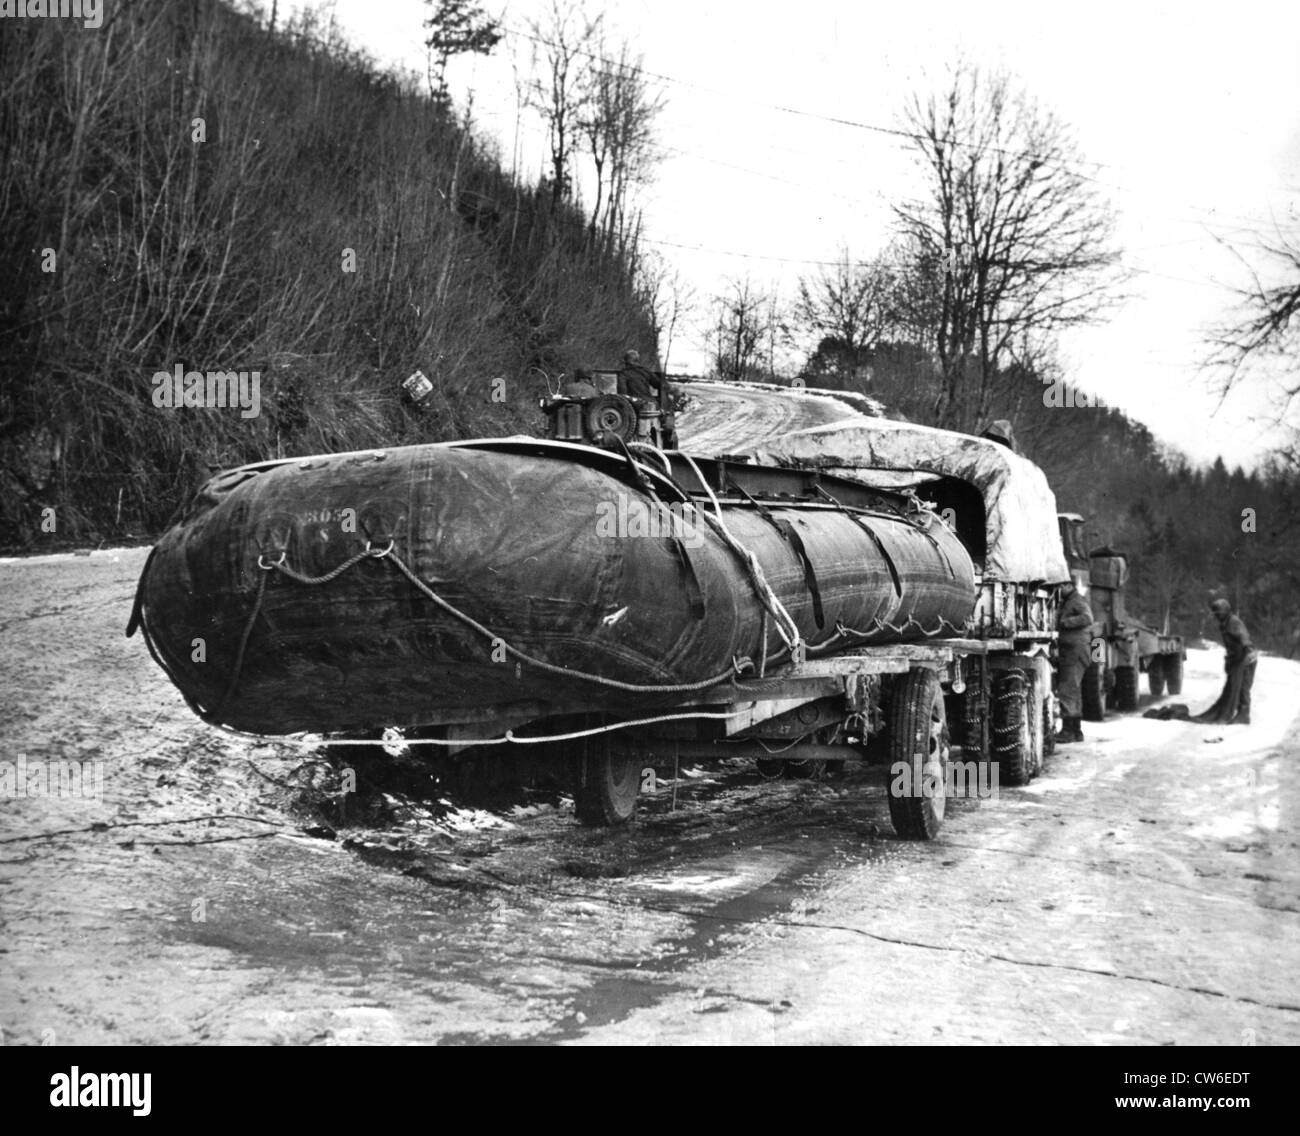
[
  {"x1": 991, "y1": 668, "x2": 1045, "y2": 787},
  {"x1": 1082, "y1": 662, "x2": 1106, "y2": 721},
  {"x1": 1113, "y1": 665, "x2": 1140, "y2": 712},
  {"x1": 1164, "y1": 652, "x2": 1184, "y2": 694},
  {"x1": 1145, "y1": 653, "x2": 1185, "y2": 698},
  {"x1": 1148, "y1": 655, "x2": 1166, "y2": 697}
]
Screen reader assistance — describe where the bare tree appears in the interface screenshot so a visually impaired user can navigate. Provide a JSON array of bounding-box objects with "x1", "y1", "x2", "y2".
[
  {"x1": 794, "y1": 249, "x2": 898, "y2": 378},
  {"x1": 523, "y1": 0, "x2": 601, "y2": 208},
  {"x1": 894, "y1": 63, "x2": 1126, "y2": 429},
  {"x1": 1206, "y1": 224, "x2": 1300, "y2": 420},
  {"x1": 884, "y1": 238, "x2": 944, "y2": 352},
  {"x1": 422, "y1": 0, "x2": 502, "y2": 105},
  {"x1": 761, "y1": 292, "x2": 796, "y2": 380},
  {"x1": 709, "y1": 278, "x2": 772, "y2": 381},
  {"x1": 578, "y1": 37, "x2": 665, "y2": 250},
  {"x1": 639, "y1": 253, "x2": 694, "y2": 371}
]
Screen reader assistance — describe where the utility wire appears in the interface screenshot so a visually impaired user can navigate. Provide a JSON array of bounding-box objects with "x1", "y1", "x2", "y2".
[
  {"x1": 635, "y1": 231, "x2": 1238, "y2": 294},
  {"x1": 500, "y1": 21, "x2": 1293, "y2": 237}
]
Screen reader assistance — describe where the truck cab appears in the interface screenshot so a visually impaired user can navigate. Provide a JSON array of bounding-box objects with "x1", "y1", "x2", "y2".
[{"x1": 1056, "y1": 513, "x2": 1185, "y2": 717}]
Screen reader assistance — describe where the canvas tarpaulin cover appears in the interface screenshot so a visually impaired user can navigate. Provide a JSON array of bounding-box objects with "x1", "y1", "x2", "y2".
[{"x1": 678, "y1": 384, "x2": 1068, "y2": 584}]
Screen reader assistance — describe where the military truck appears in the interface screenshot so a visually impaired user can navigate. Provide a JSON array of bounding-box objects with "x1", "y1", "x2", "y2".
[
  {"x1": 133, "y1": 372, "x2": 1076, "y2": 842},
  {"x1": 540, "y1": 375, "x2": 1074, "y2": 824},
  {"x1": 1057, "y1": 513, "x2": 1185, "y2": 719}
]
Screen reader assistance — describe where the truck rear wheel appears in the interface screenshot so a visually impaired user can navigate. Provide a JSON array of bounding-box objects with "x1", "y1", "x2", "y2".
[
  {"x1": 1114, "y1": 665, "x2": 1139, "y2": 712},
  {"x1": 886, "y1": 668, "x2": 948, "y2": 841},
  {"x1": 1165, "y1": 653, "x2": 1184, "y2": 695},
  {"x1": 1147, "y1": 656, "x2": 1166, "y2": 698},
  {"x1": 572, "y1": 738, "x2": 640, "y2": 826},
  {"x1": 1082, "y1": 663, "x2": 1106, "y2": 722},
  {"x1": 993, "y1": 670, "x2": 1033, "y2": 786}
]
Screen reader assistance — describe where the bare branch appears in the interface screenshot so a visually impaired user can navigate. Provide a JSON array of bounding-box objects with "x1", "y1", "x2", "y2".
[
  {"x1": 890, "y1": 62, "x2": 1126, "y2": 429},
  {"x1": 1204, "y1": 227, "x2": 1300, "y2": 419}
]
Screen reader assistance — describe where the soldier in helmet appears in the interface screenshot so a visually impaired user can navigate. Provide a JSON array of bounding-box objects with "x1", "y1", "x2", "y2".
[
  {"x1": 562, "y1": 367, "x2": 599, "y2": 399},
  {"x1": 1194, "y1": 598, "x2": 1257, "y2": 724},
  {"x1": 618, "y1": 349, "x2": 662, "y2": 402},
  {"x1": 1054, "y1": 579, "x2": 1094, "y2": 743},
  {"x1": 980, "y1": 419, "x2": 1018, "y2": 453}
]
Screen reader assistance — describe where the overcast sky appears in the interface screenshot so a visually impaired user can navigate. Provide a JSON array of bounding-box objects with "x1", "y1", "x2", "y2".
[{"x1": 284, "y1": 0, "x2": 1300, "y2": 468}]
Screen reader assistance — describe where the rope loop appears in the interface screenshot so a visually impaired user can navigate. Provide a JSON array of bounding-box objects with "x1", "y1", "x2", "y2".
[
  {"x1": 365, "y1": 539, "x2": 394, "y2": 559},
  {"x1": 256, "y1": 551, "x2": 286, "y2": 571}
]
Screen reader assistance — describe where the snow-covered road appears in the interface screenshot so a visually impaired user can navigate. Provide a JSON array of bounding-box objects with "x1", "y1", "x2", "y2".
[
  {"x1": 1, "y1": 551, "x2": 1297, "y2": 1045},
  {"x1": 675, "y1": 379, "x2": 881, "y2": 453},
  {"x1": 569, "y1": 647, "x2": 1300, "y2": 1044}
]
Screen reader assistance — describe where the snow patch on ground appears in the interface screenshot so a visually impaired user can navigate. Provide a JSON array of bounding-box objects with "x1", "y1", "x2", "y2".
[
  {"x1": 431, "y1": 801, "x2": 517, "y2": 834},
  {"x1": 0, "y1": 546, "x2": 138, "y2": 565},
  {"x1": 1078, "y1": 646, "x2": 1295, "y2": 845}
]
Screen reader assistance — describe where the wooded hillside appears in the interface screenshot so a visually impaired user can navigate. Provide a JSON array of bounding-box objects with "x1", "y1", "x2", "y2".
[{"x1": 0, "y1": 0, "x2": 656, "y2": 543}]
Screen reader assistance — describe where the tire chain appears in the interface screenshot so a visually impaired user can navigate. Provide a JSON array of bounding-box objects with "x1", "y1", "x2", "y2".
[{"x1": 992, "y1": 669, "x2": 1026, "y2": 757}]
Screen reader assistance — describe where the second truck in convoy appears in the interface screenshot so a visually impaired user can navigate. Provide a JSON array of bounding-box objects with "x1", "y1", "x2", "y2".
[{"x1": 1057, "y1": 514, "x2": 1185, "y2": 719}]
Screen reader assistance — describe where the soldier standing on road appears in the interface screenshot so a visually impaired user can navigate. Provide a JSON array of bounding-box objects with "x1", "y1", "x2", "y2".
[
  {"x1": 1055, "y1": 580, "x2": 1094, "y2": 743},
  {"x1": 1193, "y1": 599, "x2": 1257, "y2": 725}
]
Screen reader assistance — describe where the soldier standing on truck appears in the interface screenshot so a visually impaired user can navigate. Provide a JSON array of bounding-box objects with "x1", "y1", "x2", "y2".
[
  {"x1": 618, "y1": 349, "x2": 662, "y2": 401},
  {"x1": 979, "y1": 419, "x2": 1018, "y2": 452},
  {"x1": 1193, "y1": 598, "x2": 1257, "y2": 725},
  {"x1": 619, "y1": 349, "x2": 678, "y2": 448},
  {"x1": 1055, "y1": 580, "x2": 1094, "y2": 743}
]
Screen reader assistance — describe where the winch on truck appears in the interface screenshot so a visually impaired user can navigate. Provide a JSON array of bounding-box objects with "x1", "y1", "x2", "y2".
[{"x1": 540, "y1": 353, "x2": 678, "y2": 451}]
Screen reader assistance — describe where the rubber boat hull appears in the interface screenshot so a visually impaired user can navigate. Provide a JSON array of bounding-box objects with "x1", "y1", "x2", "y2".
[{"x1": 130, "y1": 440, "x2": 976, "y2": 735}]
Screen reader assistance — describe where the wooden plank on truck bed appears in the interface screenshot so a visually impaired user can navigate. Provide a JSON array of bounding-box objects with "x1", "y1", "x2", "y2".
[
  {"x1": 722, "y1": 696, "x2": 824, "y2": 736},
  {"x1": 675, "y1": 638, "x2": 1020, "y2": 718},
  {"x1": 791, "y1": 639, "x2": 1016, "y2": 675},
  {"x1": 676, "y1": 673, "x2": 841, "y2": 710},
  {"x1": 916, "y1": 637, "x2": 1016, "y2": 653},
  {"x1": 790, "y1": 654, "x2": 917, "y2": 676}
]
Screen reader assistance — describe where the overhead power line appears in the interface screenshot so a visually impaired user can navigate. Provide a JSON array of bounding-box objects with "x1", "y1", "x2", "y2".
[
  {"x1": 499, "y1": 21, "x2": 1294, "y2": 237},
  {"x1": 642, "y1": 233, "x2": 1236, "y2": 293}
]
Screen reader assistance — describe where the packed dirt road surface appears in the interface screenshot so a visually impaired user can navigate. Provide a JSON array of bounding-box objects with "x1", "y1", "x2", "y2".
[
  {"x1": 1, "y1": 547, "x2": 1297, "y2": 1045},
  {"x1": 676, "y1": 379, "x2": 877, "y2": 454}
]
